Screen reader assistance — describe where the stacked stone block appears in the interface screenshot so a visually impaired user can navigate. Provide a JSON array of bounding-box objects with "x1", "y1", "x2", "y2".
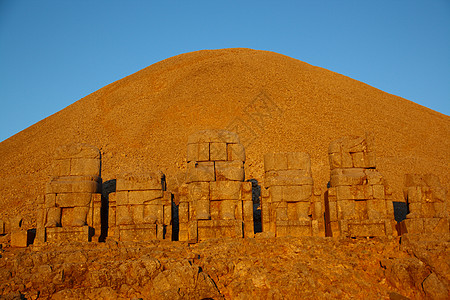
[
  {"x1": 36, "y1": 144, "x2": 102, "y2": 243},
  {"x1": 402, "y1": 174, "x2": 448, "y2": 234},
  {"x1": 326, "y1": 134, "x2": 396, "y2": 237},
  {"x1": 178, "y1": 129, "x2": 253, "y2": 243},
  {"x1": 261, "y1": 152, "x2": 322, "y2": 237},
  {"x1": 108, "y1": 172, "x2": 172, "y2": 241}
]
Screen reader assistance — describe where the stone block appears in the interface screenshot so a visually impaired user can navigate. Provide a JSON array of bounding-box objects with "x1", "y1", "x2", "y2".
[
  {"x1": 227, "y1": 143, "x2": 245, "y2": 161},
  {"x1": 188, "y1": 182, "x2": 210, "y2": 201},
  {"x1": 328, "y1": 200, "x2": 338, "y2": 222},
  {"x1": 188, "y1": 220, "x2": 198, "y2": 242},
  {"x1": 345, "y1": 136, "x2": 366, "y2": 153},
  {"x1": 215, "y1": 161, "x2": 244, "y2": 181},
  {"x1": 61, "y1": 206, "x2": 90, "y2": 227},
  {"x1": 367, "y1": 200, "x2": 386, "y2": 220},
  {"x1": 286, "y1": 152, "x2": 311, "y2": 171},
  {"x1": 130, "y1": 205, "x2": 145, "y2": 224},
  {"x1": 210, "y1": 142, "x2": 227, "y2": 161},
  {"x1": 70, "y1": 158, "x2": 100, "y2": 176},
  {"x1": 330, "y1": 169, "x2": 365, "y2": 186},
  {"x1": 265, "y1": 170, "x2": 313, "y2": 186},
  {"x1": 372, "y1": 184, "x2": 385, "y2": 199},
  {"x1": 186, "y1": 161, "x2": 215, "y2": 183},
  {"x1": 11, "y1": 230, "x2": 28, "y2": 247},
  {"x1": 341, "y1": 152, "x2": 353, "y2": 168},
  {"x1": 163, "y1": 204, "x2": 172, "y2": 225},
  {"x1": 56, "y1": 193, "x2": 92, "y2": 207},
  {"x1": 179, "y1": 202, "x2": 189, "y2": 223},
  {"x1": 241, "y1": 182, "x2": 253, "y2": 201},
  {"x1": 403, "y1": 218, "x2": 423, "y2": 233},
  {"x1": 116, "y1": 205, "x2": 133, "y2": 225},
  {"x1": 115, "y1": 191, "x2": 129, "y2": 206},
  {"x1": 46, "y1": 226, "x2": 92, "y2": 243},
  {"x1": 264, "y1": 153, "x2": 288, "y2": 172},
  {"x1": 354, "y1": 200, "x2": 368, "y2": 220},
  {"x1": 328, "y1": 152, "x2": 342, "y2": 169},
  {"x1": 197, "y1": 143, "x2": 210, "y2": 161},
  {"x1": 365, "y1": 152, "x2": 376, "y2": 168},
  {"x1": 337, "y1": 200, "x2": 357, "y2": 220},
  {"x1": 116, "y1": 172, "x2": 164, "y2": 191},
  {"x1": 406, "y1": 186, "x2": 421, "y2": 203},
  {"x1": 421, "y1": 203, "x2": 436, "y2": 218},
  {"x1": 52, "y1": 159, "x2": 71, "y2": 177},
  {"x1": 328, "y1": 140, "x2": 341, "y2": 154},
  {"x1": 210, "y1": 201, "x2": 220, "y2": 220},
  {"x1": 351, "y1": 152, "x2": 365, "y2": 168},
  {"x1": 118, "y1": 224, "x2": 157, "y2": 242},
  {"x1": 276, "y1": 206, "x2": 288, "y2": 221},
  {"x1": 188, "y1": 129, "x2": 240, "y2": 144},
  {"x1": 196, "y1": 199, "x2": 210, "y2": 220},
  {"x1": 210, "y1": 181, "x2": 241, "y2": 200},
  {"x1": 347, "y1": 221, "x2": 386, "y2": 237},
  {"x1": 220, "y1": 200, "x2": 237, "y2": 220},
  {"x1": 143, "y1": 204, "x2": 163, "y2": 224},
  {"x1": 46, "y1": 177, "x2": 101, "y2": 194},
  {"x1": 44, "y1": 193, "x2": 57, "y2": 208},
  {"x1": 243, "y1": 200, "x2": 253, "y2": 220},
  {"x1": 365, "y1": 169, "x2": 383, "y2": 185},
  {"x1": 296, "y1": 201, "x2": 311, "y2": 220},
  {"x1": 282, "y1": 185, "x2": 313, "y2": 202},
  {"x1": 45, "y1": 207, "x2": 61, "y2": 227},
  {"x1": 128, "y1": 190, "x2": 163, "y2": 205}
]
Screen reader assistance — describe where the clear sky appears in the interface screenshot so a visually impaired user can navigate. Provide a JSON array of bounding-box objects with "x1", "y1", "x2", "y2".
[{"x1": 0, "y1": 0, "x2": 449, "y2": 142}]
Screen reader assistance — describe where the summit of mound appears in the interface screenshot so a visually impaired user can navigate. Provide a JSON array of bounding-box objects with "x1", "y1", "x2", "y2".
[{"x1": 0, "y1": 48, "x2": 449, "y2": 222}]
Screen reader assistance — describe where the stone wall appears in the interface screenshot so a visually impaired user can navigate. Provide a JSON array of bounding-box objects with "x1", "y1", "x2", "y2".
[
  {"x1": 325, "y1": 134, "x2": 396, "y2": 237},
  {"x1": 402, "y1": 174, "x2": 449, "y2": 233},
  {"x1": 178, "y1": 130, "x2": 253, "y2": 242},
  {"x1": 261, "y1": 152, "x2": 323, "y2": 237}
]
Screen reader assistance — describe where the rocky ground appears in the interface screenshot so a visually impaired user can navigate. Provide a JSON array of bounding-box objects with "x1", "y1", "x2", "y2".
[{"x1": 0, "y1": 233, "x2": 448, "y2": 299}]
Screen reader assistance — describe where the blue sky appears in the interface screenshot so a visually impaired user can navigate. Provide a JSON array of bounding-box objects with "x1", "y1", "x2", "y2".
[{"x1": 0, "y1": 0, "x2": 449, "y2": 142}]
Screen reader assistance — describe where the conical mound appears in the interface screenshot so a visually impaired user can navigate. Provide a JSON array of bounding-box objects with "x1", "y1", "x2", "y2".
[{"x1": 0, "y1": 48, "x2": 449, "y2": 222}]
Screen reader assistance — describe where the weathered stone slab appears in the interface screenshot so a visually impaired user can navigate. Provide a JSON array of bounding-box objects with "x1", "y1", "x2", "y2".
[
  {"x1": 347, "y1": 221, "x2": 386, "y2": 237},
  {"x1": 116, "y1": 172, "x2": 164, "y2": 191},
  {"x1": 264, "y1": 153, "x2": 288, "y2": 172},
  {"x1": 210, "y1": 142, "x2": 227, "y2": 161},
  {"x1": 56, "y1": 193, "x2": 92, "y2": 207},
  {"x1": 186, "y1": 161, "x2": 215, "y2": 183},
  {"x1": 11, "y1": 230, "x2": 28, "y2": 247},
  {"x1": 188, "y1": 182, "x2": 210, "y2": 201},
  {"x1": 215, "y1": 161, "x2": 244, "y2": 181},
  {"x1": 286, "y1": 152, "x2": 311, "y2": 171},
  {"x1": 70, "y1": 158, "x2": 100, "y2": 176},
  {"x1": 52, "y1": 159, "x2": 71, "y2": 177},
  {"x1": 46, "y1": 178, "x2": 101, "y2": 194},
  {"x1": 265, "y1": 170, "x2": 313, "y2": 186},
  {"x1": 210, "y1": 181, "x2": 242, "y2": 200},
  {"x1": 118, "y1": 224, "x2": 157, "y2": 241},
  {"x1": 46, "y1": 226, "x2": 92, "y2": 243},
  {"x1": 128, "y1": 190, "x2": 164, "y2": 205},
  {"x1": 227, "y1": 143, "x2": 245, "y2": 161}
]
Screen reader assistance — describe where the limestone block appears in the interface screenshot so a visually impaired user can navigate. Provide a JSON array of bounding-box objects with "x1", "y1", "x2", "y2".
[
  {"x1": 406, "y1": 186, "x2": 421, "y2": 203},
  {"x1": 433, "y1": 202, "x2": 447, "y2": 218},
  {"x1": 61, "y1": 206, "x2": 89, "y2": 227},
  {"x1": 70, "y1": 158, "x2": 100, "y2": 176},
  {"x1": 116, "y1": 172, "x2": 164, "y2": 191},
  {"x1": 46, "y1": 226, "x2": 92, "y2": 243},
  {"x1": 116, "y1": 205, "x2": 133, "y2": 225},
  {"x1": 118, "y1": 224, "x2": 157, "y2": 242},
  {"x1": 351, "y1": 152, "x2": 365, "y2": 168},
  {"x1": 52, "y1": 159, "x2": 71, "y2": 177},
  {"x1": 56, "y1": 193, "x2": 92, "y2": 207},
  {"x1": 163, "y1": 204, "x2": 172, "y2": 225},
  {"x1": 188, "y1": 220, "x2": 198, "y2": 242},
  {"x1": 336, "y1": 185, "x2": 352, "y2": 200},
  {"x1": 186, "y1": 161, "x2": 215, "y2": 183},
  {"x1": 188, "y1": 129, "x2": 240, "y2": 144},
  {"x1": 264, "y1": 153, "x2": 288, "y2": 172},
  {"x1": 55, "y1": 143, "x2": 100, "y2": 160},
  {"x1": 241, "y1": 182, "x2": 253, "y2": 202},
  {"x1": 328, "y1": 140, "x2": 341, "y2": 154},
  {"x1": 265, "y1": 170, "x2": 313, "y2": 186},
  {"x1": 197, "y1": 143, "x2": 210, "y2": 161},
  {"x1": 372, "y1": 185, "x2": 385, "y2": 199},
  {"x1": 210, "y1": 201, "x2": 220, "y2": 220},
  {"x1": 179, "y1": 202, "x2": 189, "y2": 223},
  {"x1": 115, "y1": 191, "x2": 129, "y2": 206},
  {"x1": 131, "y1": 205, "x2": 145, "y2": 224},
  {"x1": 196, "y1": 199, "x2": 210, "y2": 220},
  {"x1": 286, "y1": 152, "x2": 311, "y2": 171},
  {"x1": 403, "y1": 218, "x2": 423, "y2": 233},
  {"x1": 11, "y1": 230, "x2": 28, "y2": 247},
  {"x1": 421, "y1": 203, "x2": 436, "y2": 218},
  {"x1": 128, "y1": 190, "x2": 164, "y2": 205},
  {"x1": 186, "y1": 143, "x2": 199, "y2": 162},
  {"x1": 45, "y1": 207, "x2": 61, "y2": 227},
  {"x1": 408, "y1": 202, "x2": 422, "y2": 217},
  {"x1": 210, "y1": 181, "x2": 242, "y2": 200},
  {"x1": 365, "y1": 169, "x2": 383, "y2": 185},
  {"x1": 337, "y1": 200, "x2": 357, "y2": 220},
  {"x1": 227, "y1": 143, "x2": 245, "y2": 161},
  {"x1": 276, "y1": 206, "x2": 288, "y2": 221},
  {"x1": 345, "y1": 136, "x2": 366, "y2": 153},
  {"x1": 44, "y1": 193, "x2": 57, "y2": 208},
  {"x1": 296, "y1": 201, "x2": 311, "y2": 220},
  {"x1": 367, "y1": 200, "x2": 387, "y2": 220},
  {"x1": 354, "y1": 200, "x2": 368, "y2": 220},
  {"x1": 330, "y1": 169, "x2": 365, "y2": 186},
  {"x1": 328, "y1": 152, "x2": 342, "y2": 169},
  {"x1": 210, "y1": 142, "x2": 227, "y2": 161},
  {"x1": 365, "y1": 152, "x2": 376, "y2": 168},
  {"x1": 46, "y1": 177, "x2": 101, "y2": 194},
  {"x1": 142, "y1": 204, "x2": 161, "y2": 224},
  {"x1": 178, "y1": 184, "x2": 189, "y2": 203},
  {"x1": 347, "y1": 221, "x2": 386, "y2": 237},
  {"x1": 215, "y1": 161, "x2": 244, "y2": 181},
  {"x1": 328, "y1": 200, "x2": 338, "y2": 222},
  {"x1": 282, "y1": 185, "x2": 313, "y2": 202},
  {"x1": 188, "y1": 182, "x2": 210, "y2": 201},
  {"x1": 243, "y1": 200, "x2": 253, "y2": 220},
  {"x1": 220, "y1": 200, "x2": 237, "y2": 220},
  {"x1": 341, "y1": 152, "x2": 353, "y2": 168}
]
